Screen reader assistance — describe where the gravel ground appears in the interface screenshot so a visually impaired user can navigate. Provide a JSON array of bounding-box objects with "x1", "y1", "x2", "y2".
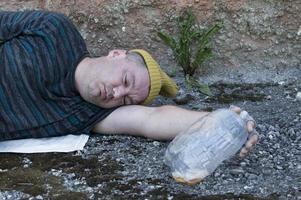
[{"x1": 0, "y1": 79, "x2": 300, "y2": 200}]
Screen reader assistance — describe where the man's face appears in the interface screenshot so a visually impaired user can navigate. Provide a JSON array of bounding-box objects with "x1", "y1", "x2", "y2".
[{"x1": 81, "y1": 50, "x2": 150, "y2": 108}]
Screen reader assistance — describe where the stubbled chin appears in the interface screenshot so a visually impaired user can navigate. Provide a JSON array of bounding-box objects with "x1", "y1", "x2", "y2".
[
  {"x1": 85, "y1": 95, "x2": 120, "y2": 108},
  {"x1": 100, "y1": 102, "x2": 123, "y2": 109},
  {"x1": 91, "y1": 99, "x2": 112, "y2": 108}
]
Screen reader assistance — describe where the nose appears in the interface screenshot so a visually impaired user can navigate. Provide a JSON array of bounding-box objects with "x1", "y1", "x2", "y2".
[{"x1": 113, "y1": 86, "x2": 127, "y2": 99}]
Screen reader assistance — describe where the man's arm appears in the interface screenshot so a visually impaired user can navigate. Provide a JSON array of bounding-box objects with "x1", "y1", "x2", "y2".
[
  {"x1": 93, "y1": 105, "x2": 258, "y2": 157},
  {"x1": 93, "y1": 105, "x2": 209, "y2": 140}
]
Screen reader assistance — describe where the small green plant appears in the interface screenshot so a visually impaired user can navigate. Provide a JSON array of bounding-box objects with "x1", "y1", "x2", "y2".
[{"x1": 158, "y1": 9, "x2": 221, "y2": 96}]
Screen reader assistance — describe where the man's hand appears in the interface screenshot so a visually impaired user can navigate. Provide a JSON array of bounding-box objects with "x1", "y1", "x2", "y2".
[{"x1": 230, "y1": 106, "x2": 259, "y2": 158}]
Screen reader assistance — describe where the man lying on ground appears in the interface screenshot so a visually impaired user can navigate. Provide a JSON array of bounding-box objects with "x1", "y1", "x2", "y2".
[{"x1": 0, "y1": 10, "x2": 258, "y2": 157}]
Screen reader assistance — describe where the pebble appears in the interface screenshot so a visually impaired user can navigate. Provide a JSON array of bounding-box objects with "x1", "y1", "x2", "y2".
[
  {"x1": 278, "y1": 81, "x2": 285, "y2": 85},
  {"x1": 152, "y1": 141, "x2": 160, "y2": 146},
  {"x1": 262, "y1": 168, "x2": 272, "y2": 174},
  {"x1": 167, "y1": 195, "x2": 174, "y2": 200},
  {"x1": 287, "y1": 128, "x2": 296, "y2": 138},
  {"x1": 173, "y1": 94, "x2": 194, "y2": 105},
  {"x1": 214, "y1": 172, "x2": 221, "y2": 177},
  {"x1": 273, "y1": 143, "x2": 280, "y2": 149},
  {"x1": 266, "y1": 95, "x2": 272, "y2": 100},
  {"x1": 229, "y1": 168, "x2": 244, "y2": 175},
  {"x1": 296, "y1": 92, "x2": 301, "y2": 101},
  {"x1": 268, "y1": 125, "x2": 276, "y2": 131},
  {"x1": 248, "y1": 173, "x2": 258, "y2": 180},
  {"x1": 34, "y1": 195, "x2": 43, "y2": 200},
  {"x1": 243, "y1": 185, "x2": 253, "y2": 190},
  {"x1": 268, "y1": 134, "x2": 274, "y2": 140}
]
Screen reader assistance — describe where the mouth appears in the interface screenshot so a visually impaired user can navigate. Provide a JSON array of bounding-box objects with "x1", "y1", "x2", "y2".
[
  {"x1": 97, "y1": 84, "x2": 114, "y2": 102},
  {"x1": 101, "y1": 86, "x2": 114, "y2": 101},
  {"x1": 100, "y1": 86, "x2": 107, "y2": 100}
]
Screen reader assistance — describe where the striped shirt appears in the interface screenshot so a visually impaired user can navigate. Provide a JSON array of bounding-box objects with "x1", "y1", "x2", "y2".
[{"x1": 0, "y1": 10, "x2": 117, "y2": 141}]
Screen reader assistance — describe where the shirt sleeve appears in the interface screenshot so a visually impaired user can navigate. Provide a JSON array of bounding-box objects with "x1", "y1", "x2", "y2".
[
  {"x1": 0, "y1": 11, "x2": 49, "y2": 44},
  {"x1": 0, "y1": 10, "x2": 95, "y2": 139},
  {"x1": 0, "y1": 10, "x2": 89, "y2": 94},
  {"x1": 0, "y1": 11, "x2": 86, "y2": 54}
]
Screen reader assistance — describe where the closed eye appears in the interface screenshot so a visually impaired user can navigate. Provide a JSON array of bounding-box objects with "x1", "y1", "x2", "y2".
[{"x1": 124, "y1": 74, "x2": 128, "y2": 87}]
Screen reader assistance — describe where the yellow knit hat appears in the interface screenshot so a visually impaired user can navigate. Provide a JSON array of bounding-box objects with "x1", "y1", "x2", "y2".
[{"x1": 130, "y1": 49, "x2": 179, "y2": 105}]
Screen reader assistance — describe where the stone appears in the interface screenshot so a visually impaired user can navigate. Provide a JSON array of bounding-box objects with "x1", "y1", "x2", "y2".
[
  {"x1": 152, "y1": 141, "x2": 160, "y2": 146},
  {"x1": 229, "y1": 168, "x2": 244, "y2": 175},
  {"x1": 266, "y1": 95, "x2": 272, "y2": 100},
  {"x1": 173, "y1": 94, "x2": 194, "y2": 105},
  {"x1": 240, "y1": 162, "x2": 247, "y2": 167},
  {"x1": 296, "y1": 92, "x2": 301, "y2": 101}
]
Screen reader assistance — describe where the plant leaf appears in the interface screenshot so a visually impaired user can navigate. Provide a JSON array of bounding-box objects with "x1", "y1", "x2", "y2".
[
  {"x1": 196, "y1": 23, "x2": 222, "y2": 49},
  {"x1": 192, "y1": 47, "x2": 212, "y2": 71},
  {"x1": 185, "y1": 76, "x2": 213, "y2": 96},
  {"x1": 157, "y1": 31, "x2": 177, "y2": 50},
  {"x1": 177, "y1": 9, "x2": 198, "y2": 76},
  {"x1": 196, "y1": 82, "x2": 213, "y2": 96},
  {"x1": 157, "y1": 9, "x2": 221, "y2": 78}
]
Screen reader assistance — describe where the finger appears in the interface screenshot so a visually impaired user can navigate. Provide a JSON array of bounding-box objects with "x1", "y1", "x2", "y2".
[
  {"x1": 240, "y1": 111, "x2": 256, "y2": 130},
  {"x1": 229, "y1": 105, "x2": 241, "y2": 114},
  {"x1": 245, "y1": 139, "x2": 256, "y2": 151},
  {"x1": 245, "y1": 139, "x2": 253, "y2": 150},
  {"x1": 242, "y1": 135, "x2": 258, "y2": 154},
  {"x1": 247, "y1": 121, "x2": 255, "y2": 133},
  {"x1": 248, "y1": 133, "x2": 259, "y2": 146},
  {"x1": 239, "y1": 152, "x2": 247, "y2": 158},
  {"x1": 239, "y1": 147, "x2": 248, "y2": 158},
  {"x1": 240, "y1": 147, "x2": 248, "y2": 154},
  {"x1": 239, "y1": 133, "x2": 259, "y2": 158}
]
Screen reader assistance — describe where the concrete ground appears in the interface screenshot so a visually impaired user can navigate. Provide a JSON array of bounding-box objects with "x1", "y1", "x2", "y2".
[{"x1": 0, "y1": 78, "x2": 300, "y2": 200}]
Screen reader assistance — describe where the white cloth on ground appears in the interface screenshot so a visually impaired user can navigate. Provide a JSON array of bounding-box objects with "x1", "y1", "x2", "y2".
[{"x1": 0, "y1": 134, "x2": 89, "y2": 153}]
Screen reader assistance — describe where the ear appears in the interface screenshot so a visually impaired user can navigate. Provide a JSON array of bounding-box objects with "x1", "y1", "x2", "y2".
[{"x1": 107, "y1": 49, "x2": 127, "y2": 58}]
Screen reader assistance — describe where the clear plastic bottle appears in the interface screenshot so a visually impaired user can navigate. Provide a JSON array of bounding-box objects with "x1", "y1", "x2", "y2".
[{"x1": 164, "y1": 108, "x2": 253, "y2": 185}]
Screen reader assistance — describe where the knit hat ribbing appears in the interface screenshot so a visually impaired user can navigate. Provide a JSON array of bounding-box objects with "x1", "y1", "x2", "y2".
[{"x1": 130, "y1": 49, "x2": 179, "y2": 105}]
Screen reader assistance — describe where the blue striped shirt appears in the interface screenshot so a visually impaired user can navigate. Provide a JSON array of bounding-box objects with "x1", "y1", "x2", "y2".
[{"x1": 0, "y1": 10, "x2": 117, "y2": 141}]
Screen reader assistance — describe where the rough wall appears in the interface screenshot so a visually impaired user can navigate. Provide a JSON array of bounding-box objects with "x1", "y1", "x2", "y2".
[{"x1": 0, "y1": 0, "x2": 300, "y2": 83}]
